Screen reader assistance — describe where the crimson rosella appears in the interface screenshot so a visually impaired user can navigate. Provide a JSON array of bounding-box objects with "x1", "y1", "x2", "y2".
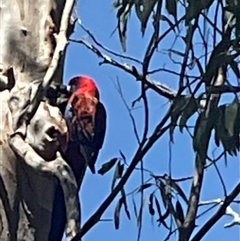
[
  {"x1": 49, "y1": 75, "x2": 107, "y2": 241},
  {"x1": 63, "y1": 75, "x2": 107, "y2": 186}
]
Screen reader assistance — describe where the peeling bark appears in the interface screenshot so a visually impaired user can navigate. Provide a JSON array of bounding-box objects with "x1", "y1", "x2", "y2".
[
  {"x1": 1, "y1": 102, "x2": 80, "y2": 241},
  {"x1": 0, "y1": 0, "x2": 78, "y2": 240}
]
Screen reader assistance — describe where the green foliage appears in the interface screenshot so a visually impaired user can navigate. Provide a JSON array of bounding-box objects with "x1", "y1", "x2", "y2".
[
  {"x1": 169, "y1": 95, "x2": 198, "y2": 142},
  {"x1": 169, "y1": 98, "x2": 240, "y2": 161},
  {"x1": 165, "y1": 0, "x2": 177, "y2": 18},
  {"x1": 214, "y1": 101, "x2": 240, "y2": 156},
  {"x1": 154, "y1": 176, "x2": 189, "y2": 228},
  {"x1": 98, "y1": 0, "x2": 240, "y2": 238},
  {"x1": 112, "y1": 0, "x2": 159, "y2": 50},
  {"x1": 225, "y1": 0, "x2": 240, "y2": 39},
  {"x1": 135, "y1": 0, "x2": 158, "y2": 35},
  {"x1": 112, "y1": 0, "x2": 238, "y2": 50},
  {"x1": 98, "y1": 158, "x2": 118, "y2": 175},
  {"x1": 114, "y1": 189, "x2": 131, "y2": 229},
  {"x1": 137, "y1": 183, "x2": 153, "y2": 192},
  {"x1": 112, "y1": 0, "x2": 134, "y2": 51},
  {"x1": 168, "y1": 178, "x2": 188, "y2": 205},
  {"x1": 175, "y1": 200, "x2": 184, "y2": 225},
  {"x1": 112, "y1": 160, "x2": 124, "y2": 190},
  {"x1": 148, "y1": 192, "x2": 169, "y2": 229},
  {"x1": 193, "y1": 112, "x2": 214, "y2": 160},
  {"x1": 185, "y1": 0, "x2": 214, "y2": 25},
  {"x1": 114, "y1": 197, "x2": 122, "y2": 229},
  {"x1": 148, "y1": 193, "x2": 155, "y2": 215},
  {"x1": 170, "y1": 95, "x2": 199, "y2": 135}
]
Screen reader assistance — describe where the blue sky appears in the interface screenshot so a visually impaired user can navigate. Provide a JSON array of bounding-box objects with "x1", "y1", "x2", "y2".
[{"x1": 63, "y1": 1, "x2": 239, "y2": 240}]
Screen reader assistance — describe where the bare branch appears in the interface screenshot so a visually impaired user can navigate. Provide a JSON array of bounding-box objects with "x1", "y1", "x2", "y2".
[
  {"x1": 224, "y1": 206, "x2": 240, "y2": 228},
  {"x1": 142, "y1": 0, "x2": 163, "y2": 74},
  {"x1": 199, "y1": 197, "x2": 240, "y2": 228},
  {"x1": 71, "y1": 38, "x2": 177, "y2": 100},
  {"x1": 191, "y1": 184, "x2": 240, "y2": 241},
  {"x1": 77, "y1": 21, "x2": 143, "y2": 65},
  {"x1": 113, "y1": 77, "x2": 141, "y2": 144},
  {"x1": 72, "y1": 113, "x2": 171, "y2": 240}
]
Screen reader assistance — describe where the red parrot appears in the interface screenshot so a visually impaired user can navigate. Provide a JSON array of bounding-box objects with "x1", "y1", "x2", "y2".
[
  {"x1": 63, "y1": 75, "x2": 107, "y2": 186},
  {"x1": 48, "y1": 75, "x2": 106, "y2": 241}
]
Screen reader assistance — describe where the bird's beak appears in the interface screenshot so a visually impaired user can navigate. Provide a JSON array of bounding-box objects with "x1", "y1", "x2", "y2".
[{"x1": 66, "y1": 85, "x2": 71, "y2": 92}]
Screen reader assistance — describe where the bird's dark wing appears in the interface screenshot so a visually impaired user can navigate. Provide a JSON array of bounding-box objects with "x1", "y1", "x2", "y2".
[
  {"x1": 65, "y1": 93, "x2": 107, "y2": 174},
  {"x1": 76, "y1": 101, "x2": 107, "y2": 174},
  {"x1": 89, "y1": 101, "x2": 107, "y2": 172}
]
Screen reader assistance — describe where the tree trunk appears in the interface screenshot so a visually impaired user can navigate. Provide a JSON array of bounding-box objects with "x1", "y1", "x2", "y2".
[
  {"x1": 0, "y1": 141, "x2": 56, "y2": 241},
  {"x1": 0, "y1": 0, "x2": 75, "y2": 240}
]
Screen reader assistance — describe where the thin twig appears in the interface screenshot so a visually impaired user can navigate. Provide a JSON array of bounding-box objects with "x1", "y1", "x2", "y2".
[
  {"x1": 212, "y1": 154, "x2": 227, "y2": 197},
  {"x1": 191, "y1": 184, "x2": 240, "y2": 241},
  {"x1": 77, "y1": 22, "x2": 143, "y2": 65},
  {"x1": 71, "y1": 113, "x2": 171, "y2": 240},
  {"x1": 72, "y1": 38, "x2": 177, "y2": 100},
  {"x1": 113, "y1": 77, "x2": 141, "y2": 144}
]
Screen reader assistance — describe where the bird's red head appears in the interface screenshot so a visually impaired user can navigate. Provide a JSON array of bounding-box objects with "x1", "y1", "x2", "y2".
[{"x1": 68, "y1": 75, "x2": 100, "y2": 99}]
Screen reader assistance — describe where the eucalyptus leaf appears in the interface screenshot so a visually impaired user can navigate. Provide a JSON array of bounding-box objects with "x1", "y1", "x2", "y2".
[
  {"x1": 224, "y1": 102, "x2": 238, "y2": 136},
  {"x1": 165, "y1": 0, "x2": 177, "y2": 19},
  {"x1": 214, "y1": 104, "x2": 239, "y2": 156},
  {"x1": 114, "y1": 198, "x2": 123, "y2": 229},
  {"x1": 154, "y1": 196, "x2": 162, "y2": 218},
  {"x1": 132, "y1": 194, "x2": 138, "y2": 219},
  {"x1": 235, "y1": 0, "x2": 240, "y2": 39},
  {"x1": 148, "y1": 193, "x2": 155, "y2": 216},
  {"x1": 214, "y1": 106, "x2": 231, "y2": 152},
  {"x1": 98, "y1": 158, "x2": 118, "y2": 175},
  {"x1": 170, "y1": 95, "x2": 189, "y2": 142},
  {"x1": 137, "y1": 183, "x2": 153, "y2": 192},
  {"x1": 116, "y1": 3, "x2": 134, "y2": 51},
  {"x1": 234, "y1": 103, "x2": 240, "y2": 136},
  {"x1": 158, "y1": 179, "x2": 168, "y2": 208},
  {"x1": 137, "y1": 197, "x2": 146, "y2": 227},
  {"x1": 202, "y1": 38, "x2": 232, "y2": 86},
  {"x1": 179, "y1": 98, "x2": 198, "y2": 132},
  {"x1": 175, "y1": 200, "x2": 184, "y2": 224},
  {"x1": 185, "y1": 0, "x2": 214, "y2": 25},
  {"x1": 233, "y1": 102, "x2": 240, "y2": 130},
  {"x1": 169, "y1": 180, "x2": 189, "y2": 205},
  {"x1": 193, "y1": 112, "x2": 214, "y2": 161},
  {"x1": 214, "y1": 108, "x2": 223, "y2": 147},
  {"x1": 121, "y1": 189, "x2": 131, "y2": 219},
  {"x1": 119, "y1": 150, "x2": 127, "y2": 162},
  {"x1": 135, "y1": 0, "x2": 157, "y2": 35},
  {"x1": 111, "y1": 160, "x2": 124, "y2": 190}
]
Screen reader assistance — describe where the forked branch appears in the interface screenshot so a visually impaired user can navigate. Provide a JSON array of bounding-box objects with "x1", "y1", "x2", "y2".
[{"x1": 12, "y1": 0, "x2": 76, "y2": 132}]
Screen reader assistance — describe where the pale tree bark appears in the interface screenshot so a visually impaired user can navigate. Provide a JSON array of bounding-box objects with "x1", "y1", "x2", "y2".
[{"x1": 0, "y1": 0, "x2": 80, "y2": 240}]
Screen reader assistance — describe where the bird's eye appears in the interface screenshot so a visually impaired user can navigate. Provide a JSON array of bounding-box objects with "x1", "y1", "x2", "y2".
[{"x1": 70, "y1": 84, "x2": 77, "y2": 93}]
